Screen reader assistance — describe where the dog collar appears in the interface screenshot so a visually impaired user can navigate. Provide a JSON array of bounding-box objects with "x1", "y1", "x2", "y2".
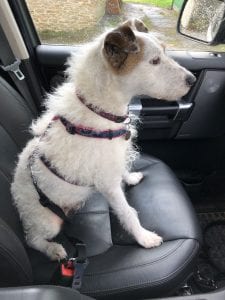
[
  {"x1": 76, "y1": 90, "x2": 129, "y2": 124},
  {"x1": 53, "y1": 116, "x2": 131, "y2": 140}
]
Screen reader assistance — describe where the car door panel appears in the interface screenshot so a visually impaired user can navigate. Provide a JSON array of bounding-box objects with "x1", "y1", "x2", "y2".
[{"x1": 177, "y1": 70, "x2": 225, "y2": 139}]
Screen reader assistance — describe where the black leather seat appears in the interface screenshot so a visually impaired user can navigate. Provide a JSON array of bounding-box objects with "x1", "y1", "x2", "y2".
[{"x1": 0, "y1": 75, "x2": 201, "y2": 299}]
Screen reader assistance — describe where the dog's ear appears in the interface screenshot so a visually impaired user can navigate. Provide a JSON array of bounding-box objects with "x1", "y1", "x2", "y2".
[
  {"x1": 122, "y1": 19, "x2": 149, "y2": 33},
  {"x1": 104, "y1": 25, "x2": 140, "y2": 68},
  {"x1": 134, "y1": 19, "x2": 149, "y2": 33}
]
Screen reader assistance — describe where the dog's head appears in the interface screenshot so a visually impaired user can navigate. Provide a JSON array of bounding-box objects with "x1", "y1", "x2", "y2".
[{"x1": 102, "y1": 19, "x2": 196, "y2": 101}]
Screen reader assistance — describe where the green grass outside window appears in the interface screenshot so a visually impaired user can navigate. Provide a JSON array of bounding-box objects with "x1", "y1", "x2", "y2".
[{"x1": 123, "y1": 0, "x2": 173, "y2": 9}]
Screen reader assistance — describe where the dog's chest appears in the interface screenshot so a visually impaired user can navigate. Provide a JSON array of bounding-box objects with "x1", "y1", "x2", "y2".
[{"x1": 38, "y1": 126, "x2": 131, "y2": 182}]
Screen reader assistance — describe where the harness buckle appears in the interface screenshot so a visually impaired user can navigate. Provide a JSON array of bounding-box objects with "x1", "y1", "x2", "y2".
[{"x1": 1, "y1": 58, "x2": 25, "y2": 80}]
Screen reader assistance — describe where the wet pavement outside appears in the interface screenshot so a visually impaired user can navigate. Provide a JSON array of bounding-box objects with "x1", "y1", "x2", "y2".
[
  {"x1": 37, "y1": 0, "x2": 225, "y2": 52},
  {"x1": 101, "y1": 2, "x2": 225, "y2": 52}
]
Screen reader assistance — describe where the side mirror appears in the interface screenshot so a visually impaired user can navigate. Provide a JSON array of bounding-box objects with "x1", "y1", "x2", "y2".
[{"x1": 177, "y1": 0, "x2": 225, "y2": 45}]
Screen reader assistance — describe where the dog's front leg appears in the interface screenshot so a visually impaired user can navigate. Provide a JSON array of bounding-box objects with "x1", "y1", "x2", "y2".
[
  {"x1": 101, "y1": 186, "x2": 162, "y2": 248},
  {"x1": 123, "y1": 170, "x2": 143, "y2": 185}
]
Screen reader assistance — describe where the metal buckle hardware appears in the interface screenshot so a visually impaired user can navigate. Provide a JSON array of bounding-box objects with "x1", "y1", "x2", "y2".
[{"x1": 1, "y1": 58, "x2": 25, "y2": 80}]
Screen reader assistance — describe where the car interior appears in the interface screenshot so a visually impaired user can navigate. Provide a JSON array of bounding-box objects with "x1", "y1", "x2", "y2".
[{"x1": 1, "y1": 0, "x2": 225, "y2": 299}]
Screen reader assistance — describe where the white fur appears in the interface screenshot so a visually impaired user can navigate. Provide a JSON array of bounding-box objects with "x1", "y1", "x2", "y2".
[{"x1": 11, "y1": 23, "x2": 193, "y2": 260}]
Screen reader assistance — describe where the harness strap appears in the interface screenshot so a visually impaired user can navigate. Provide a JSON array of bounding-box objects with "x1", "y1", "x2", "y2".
[
  {"x1": 55, "y1": 116, "x2": 131, "y2": 140},
  {"x1": 29, "y1": 154, "x2": 68, "y2": 221},
  {"x1": 37, "y1": 184, "x2": 68, "y2": 221},
  {"x1": 39, "y1": 155, "x2": 90, "y2": 186}
]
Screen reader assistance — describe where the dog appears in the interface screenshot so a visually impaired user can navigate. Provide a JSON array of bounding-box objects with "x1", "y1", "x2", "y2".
[{"x1": 11, "y1": 19, "x2": 196, "y2": 261}]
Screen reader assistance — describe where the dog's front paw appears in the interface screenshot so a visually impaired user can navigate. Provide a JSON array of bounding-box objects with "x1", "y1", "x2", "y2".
[
  {"x1": 46, "y1": 242, "x2": 67, "y2": 261},
  {"x1": 125, "y1": 172, "x2": 144, "y2": 185},
  {"x1": 137, "y1": 229, "x2": 163, "y2": 248}
]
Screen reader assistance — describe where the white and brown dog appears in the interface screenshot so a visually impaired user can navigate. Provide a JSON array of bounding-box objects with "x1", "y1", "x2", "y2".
[{"x1": 11, "y1": 19, "x2": 195, "y2": 260}]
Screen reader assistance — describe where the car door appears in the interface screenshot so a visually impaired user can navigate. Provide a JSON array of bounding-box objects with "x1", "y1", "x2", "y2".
[{"x1": 6, "y1": 0, "x2": 225, "y2": 206}]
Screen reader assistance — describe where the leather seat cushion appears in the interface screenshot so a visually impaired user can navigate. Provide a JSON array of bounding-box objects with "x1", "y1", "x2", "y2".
[
  {"x1": 78, "y1": 155, "x2": 201, "y2": 299},
  {"x1": 81, "y1": 239, "x2": 198, "y2": 299},
  {"x1": 111, "y1": 155, "x2": 202, "y2": 244}
]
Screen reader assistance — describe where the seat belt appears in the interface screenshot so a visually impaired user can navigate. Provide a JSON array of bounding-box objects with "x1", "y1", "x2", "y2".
[{"x1": 0, "y1": 26, "x2": 37, "y2": 115}]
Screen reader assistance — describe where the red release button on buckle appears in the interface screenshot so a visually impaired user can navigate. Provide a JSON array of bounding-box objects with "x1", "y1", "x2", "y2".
[{"x1": 61, "y1": 260, "x2": 75, "y2": 277}]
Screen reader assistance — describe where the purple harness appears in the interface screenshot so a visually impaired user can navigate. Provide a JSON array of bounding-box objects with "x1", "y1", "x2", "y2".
[{"x1": 53, "y1": 115, "x2": 131, "y2": 140}]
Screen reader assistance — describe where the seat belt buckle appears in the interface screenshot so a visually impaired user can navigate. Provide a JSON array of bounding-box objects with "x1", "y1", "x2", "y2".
[
  {"x1": 60, "y1": 257, "x2": 88, "y2": 289},
  {"x1": 1, "y1": 58, "x2": 25, "y2": 80},
  {"x1": 71, "y1": 243, "x2": 88, "y2": 289},
  {"x1": 72, "y1": 258, "x2": 89, "y2": 289}
]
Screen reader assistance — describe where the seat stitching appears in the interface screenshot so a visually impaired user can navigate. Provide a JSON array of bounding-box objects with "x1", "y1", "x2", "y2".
[
  {"x1": 85, "y1": 239, "x2": 185, "y2": 276},
  {"x1": 83, "y1": 240, "x2": 199, "y2": 295}
]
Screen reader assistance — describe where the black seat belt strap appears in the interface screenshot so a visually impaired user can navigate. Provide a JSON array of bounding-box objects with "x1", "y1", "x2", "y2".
[{"x1": 0, "y1": 26, "x2": 36, "y2": 115}]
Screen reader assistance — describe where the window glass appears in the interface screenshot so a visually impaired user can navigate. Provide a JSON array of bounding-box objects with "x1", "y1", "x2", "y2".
[{"x1": 25, "y1": 0, "x2": 225, "y2": 51}]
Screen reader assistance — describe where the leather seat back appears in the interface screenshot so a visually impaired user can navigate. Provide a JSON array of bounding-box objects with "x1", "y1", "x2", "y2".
[{"x1": 0, "y1": 76, "x2": 36, "y2": 285}]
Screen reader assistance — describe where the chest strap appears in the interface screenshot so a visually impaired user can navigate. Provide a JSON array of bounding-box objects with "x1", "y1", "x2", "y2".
[
  {"x1": 39, "y1": 155, "x2": 90, "y2": 186},
  {"x1": 53, "y1": 116, "x2": 131, "y2": 140}
]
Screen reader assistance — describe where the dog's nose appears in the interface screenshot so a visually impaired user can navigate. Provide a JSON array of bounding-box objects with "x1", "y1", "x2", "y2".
[{"x1": 186, "y1": 75, "x2": 196, "y2": 87}]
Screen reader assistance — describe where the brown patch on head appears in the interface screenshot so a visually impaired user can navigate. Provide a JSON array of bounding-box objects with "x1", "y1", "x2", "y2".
[
  {"x1": 104, "y1": 25, "x2": 140, "y2": 69},
  {"x1": 118, "y1": 37, "x2": 144, "y2": 75},
  {"x1": 103, "y1": 24, "x2": 144, "y2": 74},
  {"x1": 134, "y1": 19, "x2": 149, "y2": 33}
]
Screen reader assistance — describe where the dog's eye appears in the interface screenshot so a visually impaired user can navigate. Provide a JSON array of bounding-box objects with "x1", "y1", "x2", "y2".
[{"x1": 150, "y1": 57, "x2": 161, "y2": 65}]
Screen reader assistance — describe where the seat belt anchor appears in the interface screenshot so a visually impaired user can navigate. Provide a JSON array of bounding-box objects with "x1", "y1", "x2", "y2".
[{"x1": 1, "y1": 58, "x2": 25, "y2": 80}]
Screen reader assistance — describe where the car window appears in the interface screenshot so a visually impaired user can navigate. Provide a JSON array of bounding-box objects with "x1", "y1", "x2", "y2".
[{"x1": 25, "y1": 0, "x2": 225, "y2": 51}]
